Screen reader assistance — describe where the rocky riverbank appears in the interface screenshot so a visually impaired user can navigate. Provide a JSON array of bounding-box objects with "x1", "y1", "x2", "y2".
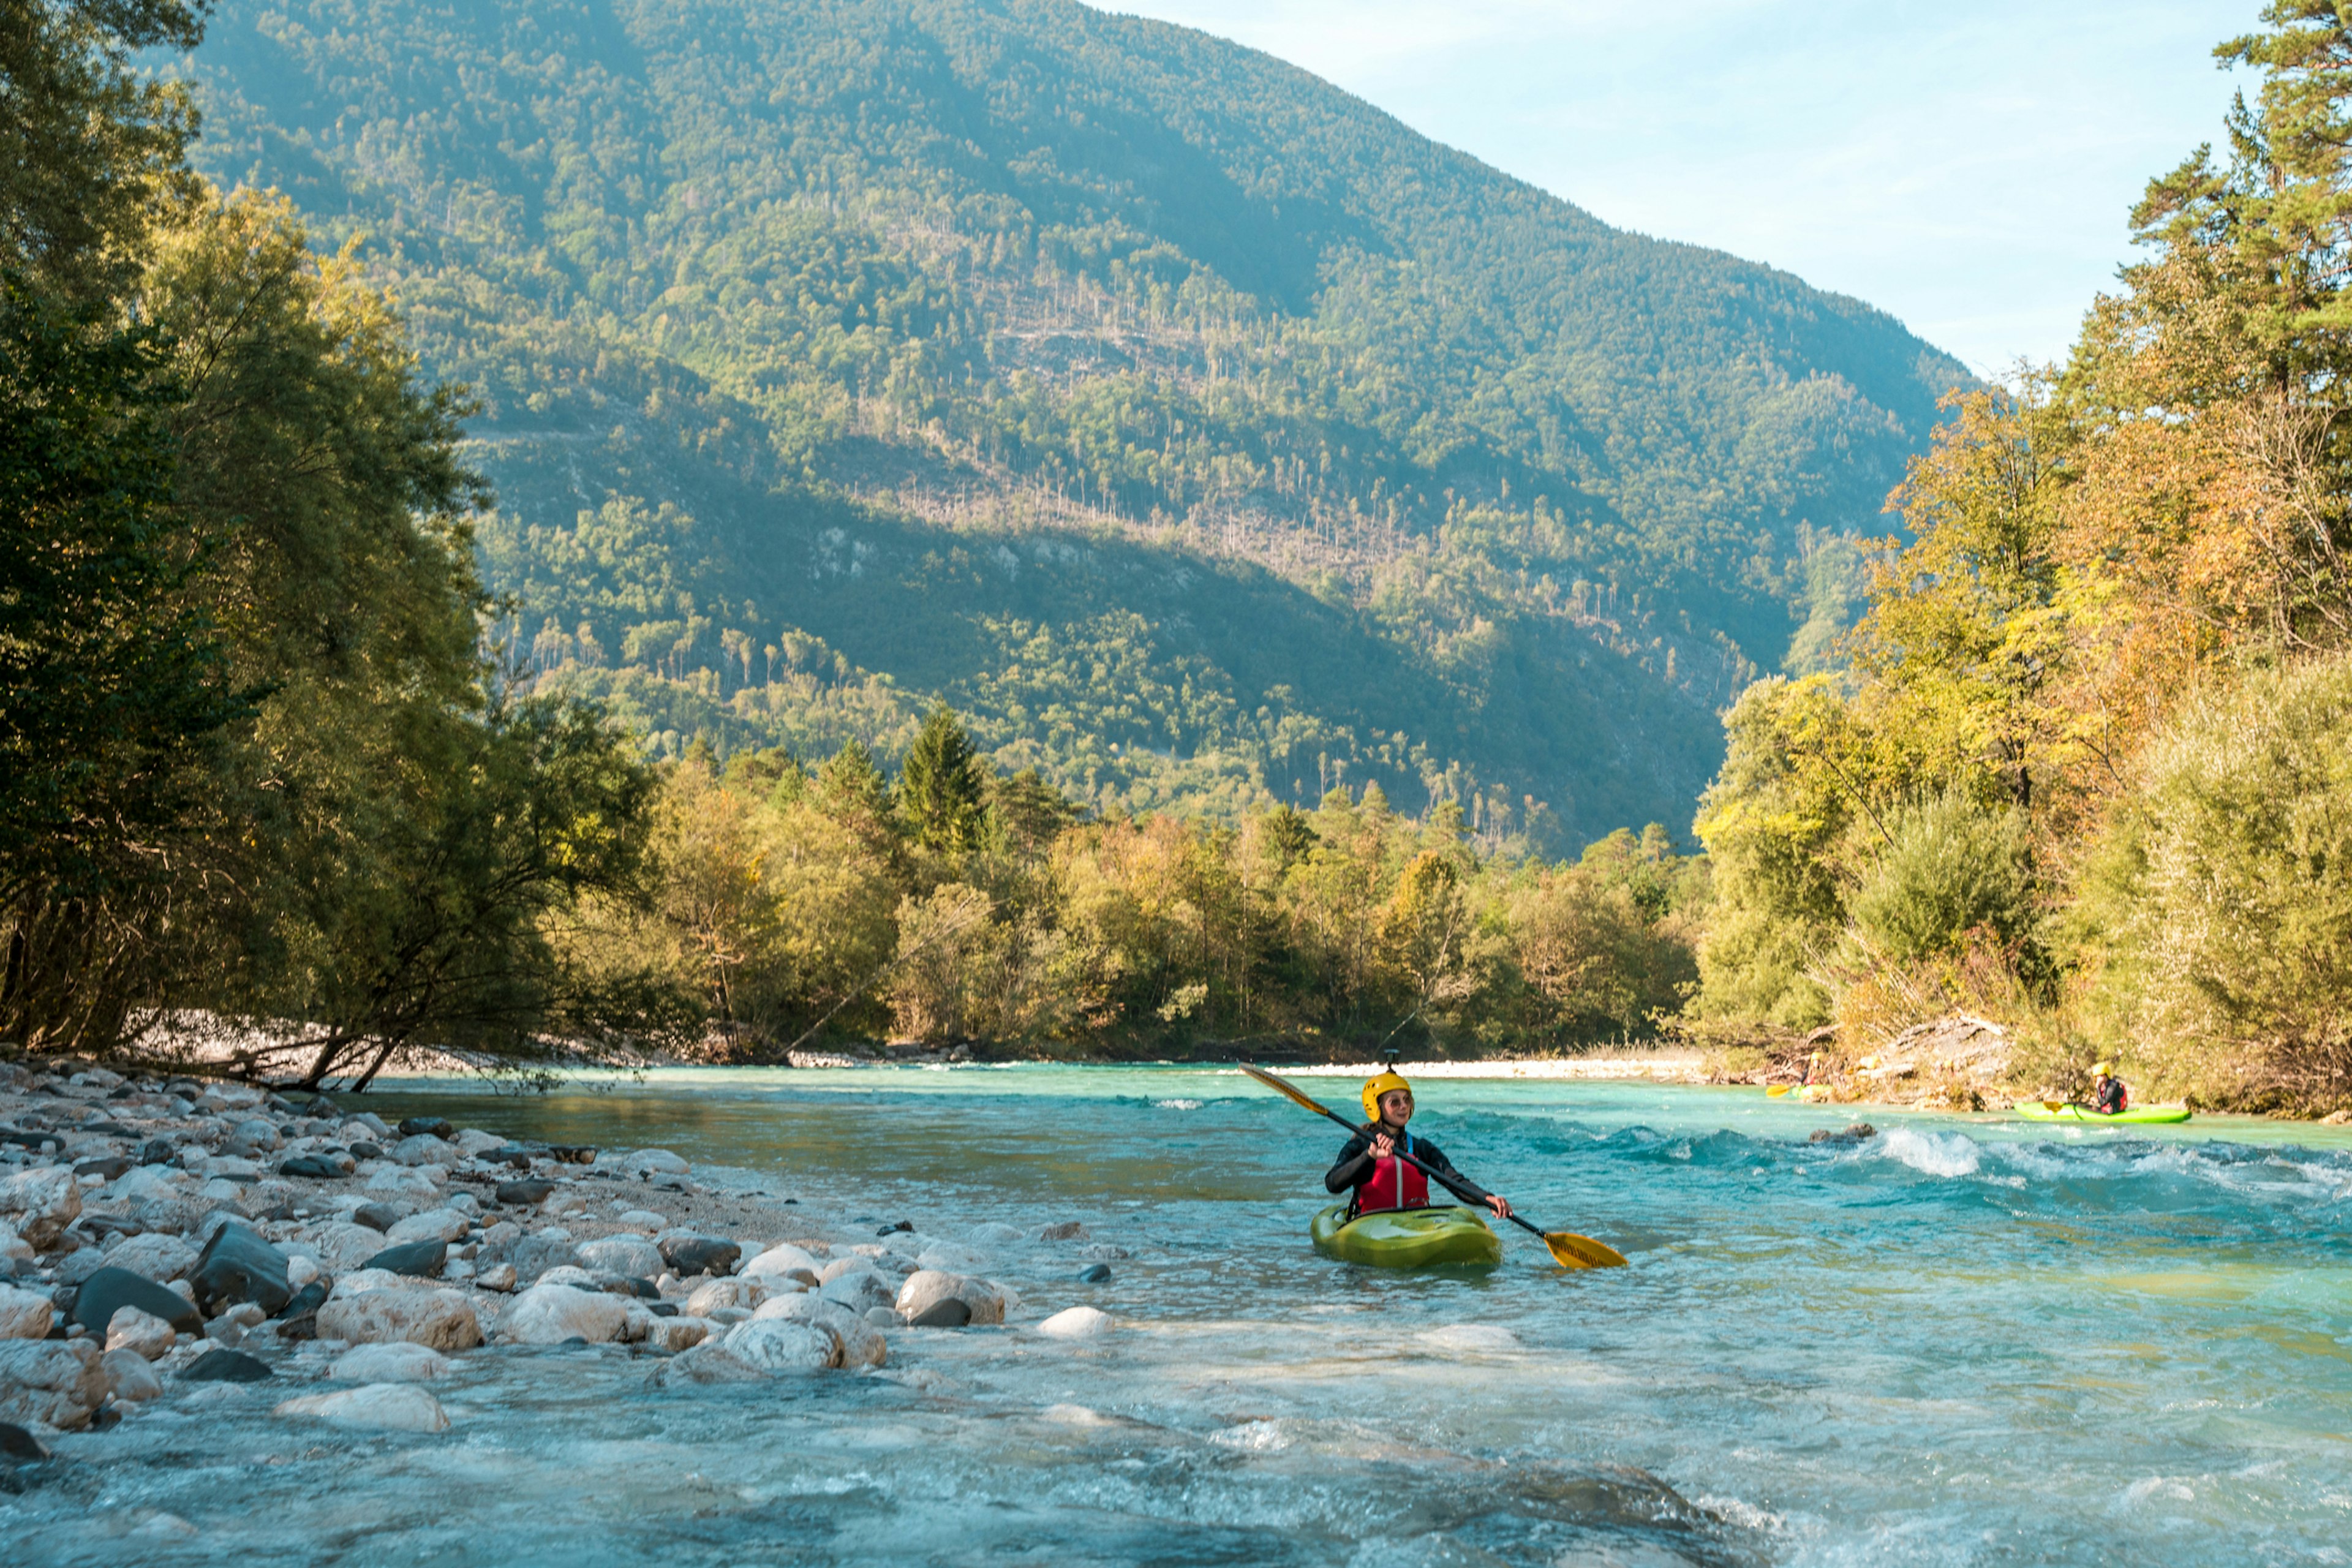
[{"x1": 0, "y1": 1061, "x2": 1125, "y2": 1453}]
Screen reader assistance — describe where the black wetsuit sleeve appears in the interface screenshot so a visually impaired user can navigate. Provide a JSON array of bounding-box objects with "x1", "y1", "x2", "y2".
[{"x1": 1325, "y1": 1131, "x2": 1375, "y2": 1194}]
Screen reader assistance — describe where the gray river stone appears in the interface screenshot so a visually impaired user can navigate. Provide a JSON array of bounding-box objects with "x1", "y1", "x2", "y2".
[
  {"x1": 73, "y1": 1267, "x2": 201, "y2": 1335},
  {"x1": 350, "y1": 1202, "x2": 402, "y2": 1232},
  {"x1": 191, "y1": 1221, "x2": 292, "y2": 1316},
  {"x1": 0, "y1": 1339, "x2": 104, "y2": 1430},
  {"x1": 1077, "y1": 1263, "x2": 1114, "y2": 1283},
  {"x1": 658, "y1": 1235, "x2": 739, "y2": 1277},
  {"x1": 277, "y1": 1155, "x2": 342, "y2": 1179},
  {"x1": 360, "y1": 1239, "x2": 447, "y2": 1278},
  {"x1": 396, "y1": 1117, "x2": 454, "y2": 1139},
  {"x1": 496, "y1": 1179, "x2": 555, "y2": 1207},
  {"x1": 181, "y1": 1347, "x2": 274, "y2": 1383},
  {"x1": 576, "y1": 1235, "x2": 663, "y2": 1279}
]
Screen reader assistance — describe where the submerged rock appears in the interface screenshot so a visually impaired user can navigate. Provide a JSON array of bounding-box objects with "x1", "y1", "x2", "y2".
[
  {"x1": 652, "y1": 1340, "x2": 769, "y2": 1386},
  {"x1": 1809, "y1": 1124, "x2": 1879, "y2": 1144},
  {"x1": 331, "y1": 1342, "x2": 449, "y2": 1382},
  {"x1": 1076, "y1": 1263, "x2": 1114, "y2": 1284},
  {"x1": 275, "y1": 1382, "x2": 448, "y2": 1432},
  {"x1": 896, "y1": 1269, "x2": 1004, "y2": 1327},
  {"x1": 181, "y1": 1347, "x2": 274, "y2": 1382},
  {"x1": 1038, "y1": 1221, "x2": 1088, "y2": 1242},
  {"x1": 816, "y1": 1266, "x2": 896, "y2": 1317},
  {"x1": 752, "y1": 1293, "x2": 884, "y2": 1368}
]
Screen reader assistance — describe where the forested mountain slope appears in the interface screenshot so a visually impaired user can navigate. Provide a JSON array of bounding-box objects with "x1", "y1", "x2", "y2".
[{"x1": 173, "y1": 0, "x2": 1967, "y2": 845}]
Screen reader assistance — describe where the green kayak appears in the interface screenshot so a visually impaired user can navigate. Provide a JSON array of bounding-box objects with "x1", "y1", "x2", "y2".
[
  {"x1": 2011, "y1": 1101, "x2": 2193, "y2": 1125},
  {"x1": 1311, "y1": 1204, "x2": 1503, "y2": 1268}
]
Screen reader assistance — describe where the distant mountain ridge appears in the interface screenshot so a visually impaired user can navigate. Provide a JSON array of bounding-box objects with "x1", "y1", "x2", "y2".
[{"x1": 174, "y1": 0, "x2": 1967, "y2": 846}]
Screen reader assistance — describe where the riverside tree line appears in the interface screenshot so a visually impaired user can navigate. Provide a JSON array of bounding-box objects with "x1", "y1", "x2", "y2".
[{"x1": 11, "y1": 1, "x2": 2352, "y2": 1112}]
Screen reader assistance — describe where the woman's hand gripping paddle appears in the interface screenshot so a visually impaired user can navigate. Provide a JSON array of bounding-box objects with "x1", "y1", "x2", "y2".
[{"x1": 1238, "y1": 1063, "x2": 1627, "y2": 1270}]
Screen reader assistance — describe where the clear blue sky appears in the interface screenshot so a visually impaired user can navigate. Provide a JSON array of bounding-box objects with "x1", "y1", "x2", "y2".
[{"x1": 1106, "y1": 1, "x2": 2259, "y2": 374}]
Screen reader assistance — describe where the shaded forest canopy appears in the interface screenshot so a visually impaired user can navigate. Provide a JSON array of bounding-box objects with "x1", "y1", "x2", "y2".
[{"x1": 170, "y1": 0, "x2": 1967, "y2": 847}]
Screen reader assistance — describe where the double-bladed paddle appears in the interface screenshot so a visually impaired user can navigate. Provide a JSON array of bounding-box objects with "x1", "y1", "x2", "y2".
[{"x1": 1237, "y1": 1063, "x2": 1627, "y2": 1270}]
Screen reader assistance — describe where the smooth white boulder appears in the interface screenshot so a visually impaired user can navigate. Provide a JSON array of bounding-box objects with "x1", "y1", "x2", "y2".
[
  {"x1": 331, "y1": 1342, "x2": 450, "y2": 1382},
  {"x1": 304, "y1": 1221, "x2": 390, "y2": 1269},
  {"x1": 366, "y1": 1166, "x2": 440, "y2": 1196},
  {"x1": 315, "y1": 1286, "x2": 482, "y2": 1351},
  {"x1": 576, "y1": 1235, "x2": 663, "y2": 1279},
  {"x1": 104, "y1": 1306, "x2": 175, "y2": 1360},
  {"x1": 100, "y1": 1347, "x2": 162, "y2": 1401},
  {"x1": 652, "y1": 1340, "x2": 769, "y2": 1385},
  {"x1": 684, "y1": 1276, "x2": 766, "y2": 1316},
  {"x1": 0, "y1": 1284, "x2": 55, "y2": 1340},
  {"x1": 496, "y1": 1283, "x2": 630, "y2": 1345},
  {"x1": 617, "y1": 1148, "x2": 689, "y2": 1175},
  {"x1": 385, "y1": 1208, "x2": 470, "y2": 1245},
  {"x1": 388, "y1": 1134, "x2": 457, "y2": 1167},
  {"x1": 1036, "y1": 1306, "x2": 1114, "y2": 1340},
  {"x1": 816, "y1": 1266, "x2": 896, "y2": 1316},
  {"x1": 275, "y1": 1383, "x2": 449, "y2": 1432},
  {"x1": 102, "y1": 1231, "x2": 197, "y2": 1283},
  {"x1": 738, "y1": 1242, "x2": 821, "y2": 1281},
  {"x1": 721, "y1": 1317, "x2": 837, "y2": 1373},
  {"x1": 99, "y1": 1166, "x2": 184, "y2": 1206},
  {"x1": 0, "y1": 1166, "x2": 80, "y2": 1249}
]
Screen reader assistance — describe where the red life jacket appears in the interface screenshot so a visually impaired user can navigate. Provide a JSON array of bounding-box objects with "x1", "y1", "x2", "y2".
[{"x1": 1359, "y1": 1129, "x2": 1430, "y2": 1212}]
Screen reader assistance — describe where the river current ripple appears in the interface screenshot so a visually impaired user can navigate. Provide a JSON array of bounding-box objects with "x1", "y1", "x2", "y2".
[{"x1": 12, "y1": 1068, "x2": 2352, "y2": 1567}]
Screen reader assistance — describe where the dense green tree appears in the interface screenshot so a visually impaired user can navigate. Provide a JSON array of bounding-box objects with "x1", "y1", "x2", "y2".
[{"x1": 899, "y1": 703, "x2": 989, "y2": 854}]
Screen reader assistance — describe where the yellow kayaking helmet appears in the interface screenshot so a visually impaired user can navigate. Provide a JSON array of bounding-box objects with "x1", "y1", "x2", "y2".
[
  {"x1": 2094, "y1": 1060, "x2": 2113, "y2": 1077},
  {"x1": 1362, "y1": 1069, "x2": 1412, "y2": 1123}
]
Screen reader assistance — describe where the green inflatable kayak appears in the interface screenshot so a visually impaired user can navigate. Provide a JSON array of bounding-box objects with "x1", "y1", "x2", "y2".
[
  {"x1": 2010, "y1": 1101, "x2": 2193, "y2": 1125},
  {"x1": 1311, "y1": 1204, "x2": 1503, "y2": 1268}
]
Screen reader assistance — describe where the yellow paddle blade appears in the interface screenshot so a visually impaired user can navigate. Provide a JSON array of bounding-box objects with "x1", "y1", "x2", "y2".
[
  {"x1": 1544, "y1": 1231, "x2": 1628, "y2": 1269},
  {"x1": 1238, "y1": 1063, "x2": 1336, "y2": 1120},
  {"x1": 1766, "y1": 1085, "x2": 1792, "y2": 1098},
  {"x1": 2043, "y1": 1099, "x2": 2066, "y2": 1112}
]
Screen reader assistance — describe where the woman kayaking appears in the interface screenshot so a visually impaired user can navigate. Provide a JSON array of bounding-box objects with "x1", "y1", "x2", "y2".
[
  {"x1": 2090, "y1": 1060, "x2": 2129, "y2": 1116},
  {"x1": 1325, "y1": 1067, "x2": 1513, "y2": 1221}
]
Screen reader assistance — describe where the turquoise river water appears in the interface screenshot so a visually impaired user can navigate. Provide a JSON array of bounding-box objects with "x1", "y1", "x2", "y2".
[{"x1": 18, "y1": 1066, "x2": 2352, "y2": 1566}]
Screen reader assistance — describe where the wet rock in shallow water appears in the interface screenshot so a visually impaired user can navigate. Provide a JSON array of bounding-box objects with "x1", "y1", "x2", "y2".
[
  {"x1": 180, "y1": 1346, "x2": 273, "y2": 1382},
  {"x1": 965, "y1": 1222, "x2": 1025, "y2": 1247},
  {"x1": 0, "y1": 1166, "x2": 80, "y2": 1250},
  {"x1": 1076, "y1": 1263, "x2": 1114, "y2": 1284},
  {"x1": 103, "y1": 1231, "x2": 197, "y2": 1283},
  {"x1": 1038, "y1": 1221, "x2": 1088, "y2": 1242},
  {"x1": 638, "y1": 1314, "x2": 709, "y2": 1352},
  {"x1": 864, "y1": 1306, "x2": 898, "y2": 1328},
  {"x1": 652, "y1": 1340, "x2": 768, "y2": 1385},
  {"x1": 74, "y1": 1267, "x2": 201, "y2": 1335},
  {"x1": 816, "y1": 1266, "x2": 896, "y2": 1316},
  {"x1": 360, "y1": 1239, "x2": 446, "y2": 1279},
  {"x1": 497, "y1": 1283, "x2": 630, "y2": 1345},
  {"x1": 577, "y1": 1235, "x2": 663, "y2": 1279},
  {"x1": 0, "y1": 1286, "x2": 53, "y2": 1340},
  {"x1": 658, "y1": 1235, "x2": 739, "y2": 1278},
  {"x1": 0, "y1": 1339, "x2": 104, "y2": 1429},
  {"x1": 315, "y1": 1286, "x2": 482, "y2": 1351},
  {"x1": 105, "y1": 1306, "x2": 175, "y2": 1359},
  {"x1": 916, "y1": 1242, "x2": 990, "y2": 1273},
  {"x1": 276, "y1": 1155, "x2": 342, "y2": 1180},
  {"x1": 396, "y1": 1117, "x2": 453, "y2": 1140},
  {"x1": 1808, "y1": 1123, "x2": 1879, "y2": 1143},
  {"x1": 191, "y1": 1221, "x2": 292, "y2": 1317},
  {"x1": 904, "y1": 1296, "x2": 970, "y2": 1328},
  {"x1": 275, "y1": 1382, "x2": 448, "y2": 1432},
  {"x1": 722, "y1": 1317, "x2": 837, "y2": 1373},
  {"x1": 330, "y1": 1341, "x2": 448, "y2": 1382},
  {"x1": 753, "y1": 1293, "x2": 883, "y2": 1368},
  {"x1": 100, "y1": 1347, "x2": 161, "y2": 1401},
  {"x1": 896, "y1": 1269, "x2": 1003, "y2": 1327},
  {"x1": 1037, "y1": 1306, "x2": 1114, "y2": 1340}
]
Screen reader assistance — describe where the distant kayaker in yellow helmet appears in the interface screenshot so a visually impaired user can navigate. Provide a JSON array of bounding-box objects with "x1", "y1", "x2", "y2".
[
  {"x1": 1324, "y1": 1068, "x2": 1512, "y2": 1221},
  {"x1": 2090, "y1": 1060, "x2": 2129, "y2": 1116}
]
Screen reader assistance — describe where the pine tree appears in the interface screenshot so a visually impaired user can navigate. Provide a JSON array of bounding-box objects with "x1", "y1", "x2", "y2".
[{"x1": 897, "y1": 703, "x2": 989, "y2": 854}]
